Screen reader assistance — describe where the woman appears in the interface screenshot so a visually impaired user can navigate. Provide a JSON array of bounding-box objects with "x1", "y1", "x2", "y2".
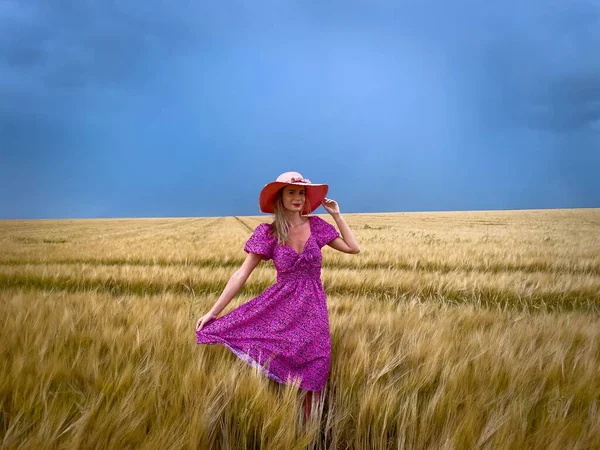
[{"x1": 195, "y1": 171, "x2": 360, "y2": 424}]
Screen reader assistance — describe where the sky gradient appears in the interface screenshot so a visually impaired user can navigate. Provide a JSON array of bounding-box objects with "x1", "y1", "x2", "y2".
[{"x1": 1, "y1": 0, "x2": 599, "y2": 219}]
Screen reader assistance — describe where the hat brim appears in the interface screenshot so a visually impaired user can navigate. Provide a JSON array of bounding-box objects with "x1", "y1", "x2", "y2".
[{"x1": 259, "y1": 182, "x2": 328, "y2": 214}]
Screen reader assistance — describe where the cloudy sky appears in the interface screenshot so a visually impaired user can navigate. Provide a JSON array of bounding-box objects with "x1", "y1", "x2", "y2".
[{"x1": 1, "y1": 0, "x2": 599, "y2": 219}]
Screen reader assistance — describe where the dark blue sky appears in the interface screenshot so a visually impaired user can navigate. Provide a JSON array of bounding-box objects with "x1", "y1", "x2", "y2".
[{"x1": 1, "y1": 0, "x2": 599, "y2": 219}]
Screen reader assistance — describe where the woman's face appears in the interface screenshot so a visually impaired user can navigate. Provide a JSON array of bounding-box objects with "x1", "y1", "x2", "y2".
[{"x1": 281, "y1": 184, "x2": 306, "y2": 213}]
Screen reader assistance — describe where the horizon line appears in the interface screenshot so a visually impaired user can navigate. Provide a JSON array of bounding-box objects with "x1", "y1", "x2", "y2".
[{"x1": 1, "y1": 206, "x2": 599, "y2": 221}]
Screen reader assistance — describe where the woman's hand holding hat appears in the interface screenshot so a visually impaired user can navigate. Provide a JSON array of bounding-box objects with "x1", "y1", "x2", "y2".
[{"x1": 321, "y1": 198, "x2": 340, "y2": 215}]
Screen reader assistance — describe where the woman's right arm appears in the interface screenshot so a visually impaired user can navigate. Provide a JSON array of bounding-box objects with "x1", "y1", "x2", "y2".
[{"x1": 196, "y1": 253, "x2": 264, "y2": 330}]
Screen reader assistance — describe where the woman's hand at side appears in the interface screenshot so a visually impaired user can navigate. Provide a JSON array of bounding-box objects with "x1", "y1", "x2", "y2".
[
  {"x1": 196, "y1": 313, "x2": 217, "y2": 331},
  {"x1": 195, "y1": 255, "x2": 262, "y2": 332}
]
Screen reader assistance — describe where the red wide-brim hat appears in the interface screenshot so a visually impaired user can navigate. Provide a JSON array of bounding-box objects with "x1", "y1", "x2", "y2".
[{"x1": 259, "y1": 171, "x2": 328, "y2": 214}]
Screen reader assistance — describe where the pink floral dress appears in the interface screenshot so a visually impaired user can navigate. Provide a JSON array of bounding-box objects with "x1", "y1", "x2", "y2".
[{"x1": 196, "y1": 215, "x2": 340, "y2": 392}]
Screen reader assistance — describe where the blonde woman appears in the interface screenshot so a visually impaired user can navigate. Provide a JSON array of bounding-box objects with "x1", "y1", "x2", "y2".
[{"x1": 196, "y1": 171, "x2": 360, "y2": 424}]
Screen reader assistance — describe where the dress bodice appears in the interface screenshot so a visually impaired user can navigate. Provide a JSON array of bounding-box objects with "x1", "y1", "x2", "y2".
[
  {"x1": 243, "y1": 215, "x2": 341, "y2": 285},
  {"x1": 272, "y1": 230, "x2": 323, "y2": 283}
]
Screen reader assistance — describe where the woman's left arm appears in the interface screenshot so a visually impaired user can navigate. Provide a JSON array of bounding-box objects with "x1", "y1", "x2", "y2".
[{"x1": 321, "y1": 198, "x2": 360, "y2": 254}]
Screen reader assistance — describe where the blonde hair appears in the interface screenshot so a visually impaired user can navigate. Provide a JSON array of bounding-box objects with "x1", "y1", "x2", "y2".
[{"x1": 270, "y1": 186, "x2": 312, "y2": 246}]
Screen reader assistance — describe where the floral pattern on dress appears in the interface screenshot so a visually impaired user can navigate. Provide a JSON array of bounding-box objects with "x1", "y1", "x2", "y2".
[{"x1": 196, "y1": 215, "x2": 340, "y2": 391}]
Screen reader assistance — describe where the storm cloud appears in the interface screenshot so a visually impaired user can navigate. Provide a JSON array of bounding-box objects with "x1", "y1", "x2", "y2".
[{"x1": 1, "y1": 0, "x2": 598, "y2": 218}]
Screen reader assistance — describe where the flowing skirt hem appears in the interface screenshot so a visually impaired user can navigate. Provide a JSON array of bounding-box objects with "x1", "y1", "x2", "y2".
[{"x1": 196, "y1": 335, "x2": 324, "y2": 391}]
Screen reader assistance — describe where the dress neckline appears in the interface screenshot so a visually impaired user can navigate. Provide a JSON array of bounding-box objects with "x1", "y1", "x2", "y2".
[{"x1": 287, "y1": 216, "x2": 312, "y2": 256}]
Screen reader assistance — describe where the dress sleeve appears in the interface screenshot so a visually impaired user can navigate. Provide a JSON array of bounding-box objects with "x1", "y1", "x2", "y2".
[
  {"x1": 244, "y1": 223, "x2": 275, "y2": 261},
  {"x1": 314, "y1": 216, "x2": 340, "y2": 248}
]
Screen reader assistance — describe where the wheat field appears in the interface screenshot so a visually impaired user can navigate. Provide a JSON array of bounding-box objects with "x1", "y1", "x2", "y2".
[{"x1": 1, "y1": 209, "x2": 599, "y2": 449}]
